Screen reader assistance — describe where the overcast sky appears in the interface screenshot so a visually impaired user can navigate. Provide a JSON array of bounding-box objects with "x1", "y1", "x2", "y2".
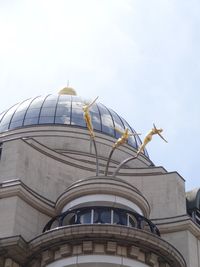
[{"x1": 0, "y1": 0, "x2": 200, "y2": 191}]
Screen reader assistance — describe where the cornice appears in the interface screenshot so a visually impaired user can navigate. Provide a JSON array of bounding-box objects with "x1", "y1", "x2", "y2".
[
  {"x1": 154, "y1": 215, "x2": 200, "y2": 238},
  {"x1": 0, "y1": 179, "x2": 55, "y2": 216}
]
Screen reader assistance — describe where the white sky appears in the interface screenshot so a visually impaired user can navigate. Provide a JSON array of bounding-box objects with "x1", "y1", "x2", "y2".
[{"x1": 0, "y1": 0, "x2": 200, "y2": 191}]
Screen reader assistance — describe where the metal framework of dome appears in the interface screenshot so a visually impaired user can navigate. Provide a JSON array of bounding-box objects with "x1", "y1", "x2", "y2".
[{"x1": 0, "y1": 94, "x2": 148, "y2": 157}]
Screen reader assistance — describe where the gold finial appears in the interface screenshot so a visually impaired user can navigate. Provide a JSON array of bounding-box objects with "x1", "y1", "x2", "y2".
[{"x1": 58, "y1": 87, "x2": 77, "y2": 95}]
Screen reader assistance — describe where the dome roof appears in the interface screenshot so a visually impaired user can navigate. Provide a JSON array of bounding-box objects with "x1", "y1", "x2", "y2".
[{"x1": 0, "y1": 94, "x2": 148, "y2": 157}]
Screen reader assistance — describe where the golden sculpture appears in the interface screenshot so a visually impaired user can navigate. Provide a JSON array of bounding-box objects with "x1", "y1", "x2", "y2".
[
  {"x1": 137, "y1": 123, "x2": 167, "y2": 155},
  {"x1": 114, "y1": 128, "x2": 141, "y2": 148},
  {"x1": 83, "y1": 96, "x2": 98, "y2": 138}
]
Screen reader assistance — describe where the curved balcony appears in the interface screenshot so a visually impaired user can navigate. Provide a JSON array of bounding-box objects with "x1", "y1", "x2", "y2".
[{"x1": 43, "y1": 206, "x2": 160, "y2": 236}]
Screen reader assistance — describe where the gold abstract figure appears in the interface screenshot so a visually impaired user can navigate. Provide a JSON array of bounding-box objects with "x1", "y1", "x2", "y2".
[
  {"x1": 83, "y1": 96, "x2": 98, "y2": 138},
  {"x1": 114, "y1": 128, "x2": 141, "y2": 148},
  {"x1": 137, "y1": 123, "x2": 167, "y2": 155}
]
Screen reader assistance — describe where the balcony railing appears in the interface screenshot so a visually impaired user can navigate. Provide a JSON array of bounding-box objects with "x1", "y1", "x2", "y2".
[{"x1": 43, "y1": 206, "x2": 160, "y2": 236}]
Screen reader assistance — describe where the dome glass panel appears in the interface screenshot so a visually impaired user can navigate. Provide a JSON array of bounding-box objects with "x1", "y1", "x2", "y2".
[{"x1": 0, "y1": 94, "x2": 148, "y2": 157}]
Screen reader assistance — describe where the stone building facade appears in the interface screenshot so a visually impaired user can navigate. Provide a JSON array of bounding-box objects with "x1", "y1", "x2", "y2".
[{"x1": 0, "y1": 89, "x2": 199, "y2": 267}]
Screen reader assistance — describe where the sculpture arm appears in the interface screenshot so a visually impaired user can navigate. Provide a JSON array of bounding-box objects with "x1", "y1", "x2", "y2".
[
  {"x1": 88, "y1": 96, "x2": 99, "y2": 108},
  {"x1": 157, "y1": 132, "x2": 168, "y2": 143},
  {"x1": 128, "y1": 132, "x2": 141, "y2": 136}
]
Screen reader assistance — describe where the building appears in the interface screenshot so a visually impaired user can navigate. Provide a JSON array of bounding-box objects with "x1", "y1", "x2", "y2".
[{"x1": 0, "y1": 88, "x2": 199, "y2": 267}]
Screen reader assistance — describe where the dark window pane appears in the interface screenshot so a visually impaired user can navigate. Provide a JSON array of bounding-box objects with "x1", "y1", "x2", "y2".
[
  {"x1": 113, "y1": 210, "x2": 120, "y2": 224},
  {"x1": 79, "y1": 210, "x2": 91, "y2": 224},
  {"x1": 100, "y1": 209, "x2": 111, "y2": 223},
  {"x1": 62, "y1": 212, "x2": 76, "y2": 226},
  {"x1": 128, "y1": 214, "x2": 137, "y2": 227},
  {"x1": 120, "y1": 213, "x2": 127, "y2": 225},
  {"x1": 50, "y1": 219, "x2": 60, "y2": 230},
  {"x1": 93, "y1": 209, "x2": 100, "y2": 223}
]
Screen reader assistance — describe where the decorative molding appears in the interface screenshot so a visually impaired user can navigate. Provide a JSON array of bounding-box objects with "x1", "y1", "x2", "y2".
[
  {"x1": 155, "y1": 215, "x2": 200, "y2": 238},
  {"x1": 0, "y1": 179, "x2": 55, "y2": 216},
  {"x1": 28, "y1": 224, "x2": 186, "y2": 267},
  {"x1": 56, "y1": 177, "x2": 150, "y2": 217}
]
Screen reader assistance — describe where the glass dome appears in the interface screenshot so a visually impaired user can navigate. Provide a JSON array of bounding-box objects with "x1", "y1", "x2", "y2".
[{"x1": 0, "y1": 94, "x2": 148, "y2": 157}]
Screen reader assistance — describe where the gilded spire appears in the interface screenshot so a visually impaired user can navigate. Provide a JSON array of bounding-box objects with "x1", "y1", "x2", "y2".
[{"x1": 58, "y1": 87, "x2": 77, "y2": 95}]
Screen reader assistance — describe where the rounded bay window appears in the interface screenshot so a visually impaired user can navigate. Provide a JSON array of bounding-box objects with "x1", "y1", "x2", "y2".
[
  {"x1": 43, "y1": 177, "x2": 160, "y2": 235},
  {"x1": 43, "y1": 206, "x2": 160, "y2": 236}
]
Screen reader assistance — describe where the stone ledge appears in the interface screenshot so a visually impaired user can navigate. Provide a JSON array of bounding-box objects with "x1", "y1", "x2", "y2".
[{"x1": 28, "y1": 224, "x2": 186, "y2": 267}]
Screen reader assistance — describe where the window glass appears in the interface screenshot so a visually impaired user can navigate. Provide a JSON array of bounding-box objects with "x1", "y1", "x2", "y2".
[
  {"x1": 71, "y1": 105, "x2": 86, "y2": 127},
  {"x1": 27, "y1": 96, "x2": 46, "y2": 109},
  {"x1": 62, "y1": 212, "x2": 76, "y2": 226},
  {"x1": 0, "y1": 111, "x2": 6, "y2": 122},
  {"x1": 40, "y1": 107, "x2": 56, "y2": 117},
  {"x1": 9, "y1": 98, "x2": 32, "y2": 128},
  {"x1": 39, "y1": 116, "x2": 54, "y2": 124},
  {"x1": 23, "y1": 96, "x2": 46, "y2": 124},
  {"x1": 79, "y1": 210, "x2": 91, "y2": 224},
  {"x1": 24, "y1": 117, "x2": 39, "y2": 126},
  {"x1": 55, "y1": 106, "x2": 71, "y2": 117},
  {"x1": 109, "y1": 109, "x2": 125, "y2": 138},
  {"x1": 57, "y1": 95, "x2": 71, "y2": 105},
  {"x1": 0, "y1": 103, "x2": 21, "y2": 129},
  {"x1": 13, "y1": 98, "x2": 32, "y2": 112},
  {"x1": 25, "y1": 108, "x2": 41, "y2": 118},
  {"x1": 97, "y1": 103, "x2": 114, "y2": 136},
  {"x1": 9, "y1": 120, "x2": 24, "y2": 129},
  {"x1": 128, "y1": 214, "x2": 137, "y2": 227},
  {"x1": 55, "y1": 116, "x2": 70, "y2": 124},
  {"x1": 113, "y1": 210, "x2": 120, "y2": 224},
  {"x1": 10, "y1": 110, "x2": 26, "y2": 123},
  {"x1": 100, "y1": 208, "x2": 111, "y2": 223},
  {"x1": 50, "y1": 219, "x2": 60, "y2": 230},
  {"x1": 42, "y1": 95, "x2": 58, "y2": 107},
  {"x1": 121, "y1": 118, "x2": 137, "y2": 148},
  {"x1": 55, "y1": 95, "x2": 71, "y2": 124},
  {"x1": 93, "y1": 209, "x2": 100, "y2": 223},
  {"x1": 90, "y1": 103, "x2": 101, "y2": 131},
  {"x1": 119, "y1": 213, "x2": 127, "y2": 225},
  {"x1": 39, "y1": 96, "x2": 57, "y2": 122}
]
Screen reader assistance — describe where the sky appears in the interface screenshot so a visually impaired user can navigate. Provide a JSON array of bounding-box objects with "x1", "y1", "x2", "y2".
[{"x1": 0, "y1": 0, "x2": 200, "y2": 191}]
